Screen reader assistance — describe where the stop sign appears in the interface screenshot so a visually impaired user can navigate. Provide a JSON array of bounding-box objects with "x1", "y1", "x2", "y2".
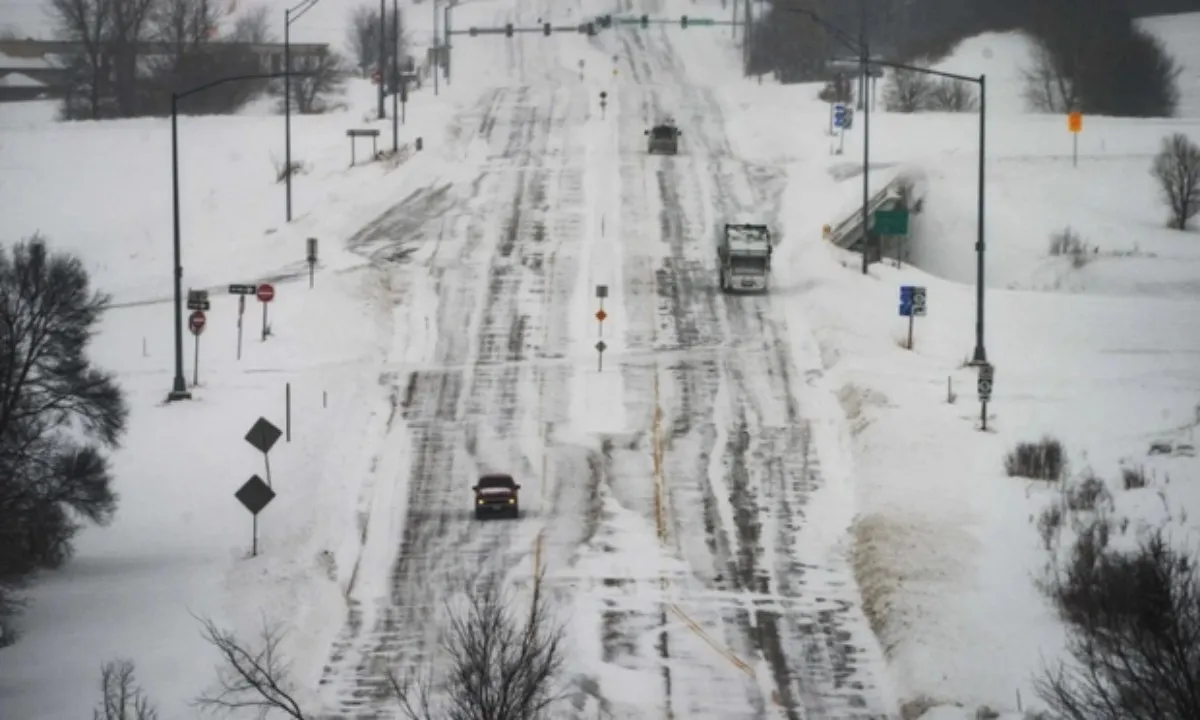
[
  {"x1": 256, "y1": 283, "x2": 275, "y2": 302},
  {"x1": 188, "y1": 310, "x2": 206, "y2": 335}
]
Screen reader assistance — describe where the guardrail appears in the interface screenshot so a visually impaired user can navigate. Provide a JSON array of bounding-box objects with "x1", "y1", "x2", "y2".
[{"x1": 825, "y1": 178, "x2": 907, "y2": 250}]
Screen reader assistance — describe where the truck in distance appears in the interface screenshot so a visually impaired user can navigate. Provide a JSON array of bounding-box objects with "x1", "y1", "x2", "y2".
[{"x1": 718, "y1": 223, "x2": 772, "y2": 293}]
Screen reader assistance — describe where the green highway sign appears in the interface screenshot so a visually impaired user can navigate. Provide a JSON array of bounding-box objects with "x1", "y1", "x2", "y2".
[
  {"x1": 689, "y1": 18, "x2": 716, "y2": 25},
  {"x1": 873, "y1": 208, "x2": 910, "y2": 236}
]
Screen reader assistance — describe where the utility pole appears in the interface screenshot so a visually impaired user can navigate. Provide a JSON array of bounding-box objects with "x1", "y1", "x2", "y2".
[
  {"x1": 377, "y1": 0, "x2": 386, "y2": 118},
  {"x1": 860, "y1": 0, "x2": 871, "y2": 275},
  {"x1": 444, "y1": 2, "x2": 452, "y2": 85},
  {"x1": 391, "y1": 0, "x2": 399, "y2": 150},
  {"x1": 432, "y1": 0, "x2": 439, "y2": 96}
]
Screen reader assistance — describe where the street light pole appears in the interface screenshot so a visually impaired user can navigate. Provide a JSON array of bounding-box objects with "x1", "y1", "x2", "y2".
[
  {"x1": 284, "y1": 0, "x2": 321, "y2": 224},
  {"x1": 378, "y1": 0, "x2": 387, "y2": 118},
  {"x1": 859, "y1": 0, "x2": 870, "y2": 275},
  {"x1": 392, "y1": 0, "x2": 399, "y2": 151},
  {"x1": 284, "y1": 10, "x2": 292, "y2": 222},
  {"x1": 974, "y1": 75, "x2": 988, "y2": 364},
  {"x1": 169, "y1": 71, "x2": 309, "y2": 403}
]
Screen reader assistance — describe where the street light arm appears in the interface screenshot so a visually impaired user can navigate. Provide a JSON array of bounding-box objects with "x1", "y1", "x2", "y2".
[
  {"x1": 867, "y1": 57, "x2": 980, "y2": 85},
  {"x1": 174, "y1": 71, "x2": 311, "y2": 102},
  {"x1": 785, "y1": 7, "x2": 862, "y2": 57},
  {"x1": 288, "y1": 0, "x2": 321, "y2": 22}
]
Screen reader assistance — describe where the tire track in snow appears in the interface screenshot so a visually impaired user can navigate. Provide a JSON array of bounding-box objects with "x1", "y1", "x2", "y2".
[{"x1": 318, "y1": 86, "x2": 586, "y2": 719}]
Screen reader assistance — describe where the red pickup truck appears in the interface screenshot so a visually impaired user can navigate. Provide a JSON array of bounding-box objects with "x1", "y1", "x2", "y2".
[{"x1": 473, "y1": 474, "x2": 521, "y2": 520}]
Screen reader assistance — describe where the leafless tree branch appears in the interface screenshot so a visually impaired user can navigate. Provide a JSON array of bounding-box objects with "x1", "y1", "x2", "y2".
[
  {"x1": 192, "y1": 614, "x2": 308, "y2": 720},
  {"x1": 94, "y1": 658, "x2": 158, "y2": 720}
]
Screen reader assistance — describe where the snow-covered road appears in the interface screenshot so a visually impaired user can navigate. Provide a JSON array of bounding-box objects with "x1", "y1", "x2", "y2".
[{"x1": 316, "y1": 18, "x2": 890, "y2": 720}]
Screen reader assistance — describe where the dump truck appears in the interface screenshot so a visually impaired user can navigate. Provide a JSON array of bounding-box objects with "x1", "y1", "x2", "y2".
[{"x1": 718, "y1": 223, "x2": 772, "y2": 293}]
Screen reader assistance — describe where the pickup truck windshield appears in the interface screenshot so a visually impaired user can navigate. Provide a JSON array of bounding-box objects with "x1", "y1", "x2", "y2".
[
  {"x1": 730, "y1": 255, "x2": 767, "y2": 273},
  {"x1": 478, "y1": 476, "x2": 513, "y2": 488}
]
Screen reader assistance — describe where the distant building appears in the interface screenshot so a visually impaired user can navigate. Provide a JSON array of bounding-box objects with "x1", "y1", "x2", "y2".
[{"x1": 0, "y1": 39, "x2": 329, "y2": 103}]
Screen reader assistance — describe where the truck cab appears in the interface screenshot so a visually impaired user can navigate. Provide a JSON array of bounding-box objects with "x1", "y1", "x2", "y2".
[
  {"x1": 718, "y1": 223, "x2": 772, "y2": 293},
  {"x1": 645, "y1": 123, "x2": 681, "y2": 155}
]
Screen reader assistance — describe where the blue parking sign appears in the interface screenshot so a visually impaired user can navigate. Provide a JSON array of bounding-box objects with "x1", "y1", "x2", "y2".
[
  {"x1": 833, "y1": 103, "x2": 847, "y2": 129},
  {"x1": 899, "y1": 285, "x2": 914, "y2": 316}
]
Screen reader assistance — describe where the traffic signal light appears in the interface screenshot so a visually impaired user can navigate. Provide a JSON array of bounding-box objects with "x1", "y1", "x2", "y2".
[
  {"x1": 543, "y1": 22, "x2": 550, "y2": 36},
  {"x1": 469, "y1": 26, "x2": 478, "y2": 36},
  {"x1": 505, "y1": 23, "x2": 513, "y2": 37},
  {"x1": 681, "y1": 15, "x2": 688, "y2": 28},
  {"x1": 586, "y1": 22, "x2": 596, "y2": 36},
  {"x1": 640, "y1": 14, "x2": 648, "y2": 28}
]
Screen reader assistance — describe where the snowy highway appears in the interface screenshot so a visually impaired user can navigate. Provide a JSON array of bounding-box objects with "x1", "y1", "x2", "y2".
[{"x1": 317, "y1": 18, "x2": 889, "y2": 720}]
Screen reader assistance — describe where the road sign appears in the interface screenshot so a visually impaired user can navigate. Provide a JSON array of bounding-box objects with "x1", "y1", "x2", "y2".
[
  {"x1": 1067, "y1": 110, "x2": 1082, "y2": 134},
  {"x1": 188, "y1": 310, "x2": 206, "y2": 335},
  {"x1": 911, "y1": 287, "x2": 927, "y2": 317},
  {"x1": 229, "y1": 283, "x2": 258, "y2": 295},
  {"x1": 256, "y1": 283, "x2": 275, "y2": 302},
  {"x1": 596, "y1": 309, "x2": 607, "y2": 322},
  {"x1": 245, "y1": 417, "x2": 282, "y2": 455},
  {"x1": 306, "y1": 237, "x2": 318, "y2": 263},
  {"x1": 833, "y1": 103, "x2": 848, "y2": 129},
  {"x1": 596, "y1": 284, "x2": 608, "y2": 298},
  {"x1": 874, "y1": 209, "x2": 910, "y2": 236},
  {"x1": 899, "y1": 285, "x2": 914, "y2": 317},
  {"x1": 595, "y1": 340, "x2": 607, "y2": 353},
  {"x1": 978, "y1": 363, "x2": 994, "y2": 400},
  {"x1": 187, "y1": 289, "x2": 210, "y2": 311},
  {"x1": 235, "y1": 474, "x2": 276, "y2": 515}
]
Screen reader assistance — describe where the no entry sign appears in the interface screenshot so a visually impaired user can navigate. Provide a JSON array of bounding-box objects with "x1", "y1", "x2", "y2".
[
  {"x1": 188, "y1": 310, "x2": 206, "y2": 335},
  {"x1": 256, "y1": 283, "x2": 275, "y2": 302}
]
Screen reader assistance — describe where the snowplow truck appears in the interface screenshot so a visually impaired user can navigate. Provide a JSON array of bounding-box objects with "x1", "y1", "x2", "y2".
[{"x1": 718, "y1": 223, "x2": 772, "y2": 293}]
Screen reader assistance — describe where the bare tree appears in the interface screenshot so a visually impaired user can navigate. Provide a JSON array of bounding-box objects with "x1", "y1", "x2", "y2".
[
  {"x1": 345, "y1": 2, "x2": 404, "y2": 78},
  {"x1": 1021, "y1": 43, "x2": 1074, "y2": 113},
  {"x1": 47, "y1": 0, "x2": 113, "y2": 119},
  {"x1": 1151, "y1": 133, "x2": 1200, "y2": 230},
  {"x1": 883, "y1": 67, "x2": 934, "y2": 112},
  {"x1": 193, "y1": 615, "x2": 307, "y2": 720},
  {"x1": 230, "y1": 3, "x2": 272, "y2": 44},
  {"x1": 95, "y1": 659, "x2": 159, "y2": 720},
  {"x1": 818, "y1": 73, "x2": 854, "y2": 105},
  {"x1": 108, "y1": 0, "x2": 156, "y2": 114},
  {"x1": 389, "y1": 572, "x2": 566, "y2": 720},
  {"x1": 926, "y1": 77, "x2": 977, "y2": 112},
  {"x1": 289, "y1": 49, "x2": 349, "y2": 114},
  {"x1": 1034, "y1": 529, "x2": 1200, "y2": 720}
]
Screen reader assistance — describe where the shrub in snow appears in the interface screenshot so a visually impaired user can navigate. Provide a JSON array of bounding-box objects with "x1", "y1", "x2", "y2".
[
  {"x1": 925, "y1": 79, "x2": 978, "y2": 113},
  {"x1": 1047, "y1": 227, "x2": 1091, "y2": 269},
  {"x1": 1151, "y1": 133, "x2": 1200, "y2": 231},
  {"x1": 95, "y1": 659, "x2": 158, "y2": 720},
  {"x1": 1038, "y1": 503, "x2": 1065, "y2": 551},
  {"x1": 1035, "y1": 529, "x2": 1200, "y2": 720},
  {"x1": 1004, "y1": 436, "x2": 1067, "y2": 481},
  {"x1": 1121, "y1": 465, "x2": 1148, "y2": 490},
  {"x1": 0, "y1": 235, "x2": 127, "y2": 641},
  {"x1": 1065, "y1": 473, "x2": 1111, "y2": 513},
  {"x1": 883, "y1": 68, "x2": 934, "y2": 113}
]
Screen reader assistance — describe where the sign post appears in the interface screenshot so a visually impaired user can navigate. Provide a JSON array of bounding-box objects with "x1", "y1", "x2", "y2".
[
  {"x1": 188, "y1": 310, "x2": 206, "y2": 386},
  {"x1": 234, "y1": 474, "x2": 276, "y2": 558},
  {"x1": 256, "y1": 283, "x2": 276, "y2": 341},
  {"x1": 599, "y1": 91, "x2": 608, "y2": 119},
  {"x1": 1068, "y1": 110, "x2": 1082, "y2": 168},
  {"x1": 595, "y1": 340, "x2": 607, "y2": 371},
  {"x1": 306, "y1": 238, "x2": 318, "y2": 288},
  {"x1": 595, "y1": 284, "x2": 608, "y2": 337},
  {"x1": 229, "y1": 284, "x2": 257, "y2": 358},
  {"x1": 898, "y1": 285, "x2": 926, "y2": 349},
  {"x1": 977, "y1": 363, "x2": 994, "y2": 431},
  {"x1": 245, "y1": 416, "x2": 283, "y2": 487},
  {"x1": 832, "y1": 102, "x2": 847, "y2": 154}
]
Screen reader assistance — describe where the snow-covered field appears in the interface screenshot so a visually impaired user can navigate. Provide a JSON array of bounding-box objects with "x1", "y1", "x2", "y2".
[{"x1": 2, "y1": 1, "x2": 1199, "y2": 719}]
